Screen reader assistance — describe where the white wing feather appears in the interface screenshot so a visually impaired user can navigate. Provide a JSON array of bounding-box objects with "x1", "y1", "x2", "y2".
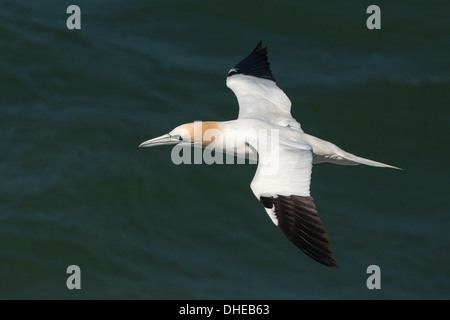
[
  {"x1": 250, "y1": 141, "x2": 313, "y2": 225},
  {"x1": 226, "y1": 74, "x2": 302, "y2": 131},
  {"x1": 250, "y1": 141, "x2": 312, "y2": 199}
]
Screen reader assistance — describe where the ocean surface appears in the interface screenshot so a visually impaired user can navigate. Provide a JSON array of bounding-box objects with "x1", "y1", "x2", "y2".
[{"x1": 1, "y1": 0, "x2": 449, "y2": 299}]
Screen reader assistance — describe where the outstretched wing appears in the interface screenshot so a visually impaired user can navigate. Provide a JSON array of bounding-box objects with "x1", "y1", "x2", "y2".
[
  {"x1": 250, "y1": 141, "x2": 338, "y2": 267},
  {"x1": 226, "y1": 41, "x2": 302, "y2": 131}
]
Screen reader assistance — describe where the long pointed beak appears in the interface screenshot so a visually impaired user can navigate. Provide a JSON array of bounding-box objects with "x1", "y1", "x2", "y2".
[{"x1": 139, "y1": 134, "x2": 179, "y2": 148}]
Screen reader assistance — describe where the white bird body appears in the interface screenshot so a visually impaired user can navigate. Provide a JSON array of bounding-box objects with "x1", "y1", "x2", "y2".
[{"x1": 140, "y1": 41, "x2": 399, "y2": 267}]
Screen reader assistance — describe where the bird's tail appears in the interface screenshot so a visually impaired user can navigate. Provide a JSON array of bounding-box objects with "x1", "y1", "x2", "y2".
[
  {"x1": 331, "y1": 150, "x2": 402, "y2": 170},
  {"x1": 305, "y1": 134, "x2": 402, "y2": 170}
]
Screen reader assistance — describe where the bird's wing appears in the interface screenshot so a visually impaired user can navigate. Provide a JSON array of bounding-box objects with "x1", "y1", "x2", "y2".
[
  {"x1": 226, "y1": 41, "x2": 303, "y2": 132},
  {"x1": 250, "y1": 140, "x2": 338, "y2": 267}
]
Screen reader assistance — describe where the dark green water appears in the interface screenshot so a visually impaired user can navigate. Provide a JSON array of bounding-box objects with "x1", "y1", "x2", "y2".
[{"x1": 1, "y1": 0, "x2": 449, "y2": 299}]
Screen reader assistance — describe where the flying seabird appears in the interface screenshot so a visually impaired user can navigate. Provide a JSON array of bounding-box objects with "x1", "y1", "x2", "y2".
[{"x1": 140, "y1": 41, "x2": 400, "y2": 267}]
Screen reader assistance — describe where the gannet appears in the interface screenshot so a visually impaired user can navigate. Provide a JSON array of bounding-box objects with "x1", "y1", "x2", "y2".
[{"x1": 140, "y1": 41, "x2": 400, "y2": 267}]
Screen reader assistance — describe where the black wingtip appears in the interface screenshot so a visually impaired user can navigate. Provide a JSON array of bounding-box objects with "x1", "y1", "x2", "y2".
[
  {"x1": 227, "y1": 41, "x2": 276, "y2": 82},
  {"x1": 260, "y1": 195, "x2": 339, "y2": 268},
  {"x1": 253, "y1": 40, "x2": 263, "y2": 53}
]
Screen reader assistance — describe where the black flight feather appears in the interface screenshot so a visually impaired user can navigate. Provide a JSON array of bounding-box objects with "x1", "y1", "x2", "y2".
[
  {"x1": 260, "y1": 195, "x2": 339, "y2": 268},
  {"x1": 228, "y1": 41, "x2": 276, "y2": 82}
]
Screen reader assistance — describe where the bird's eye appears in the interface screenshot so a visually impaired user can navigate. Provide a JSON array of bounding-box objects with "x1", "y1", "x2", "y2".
[{"x1": 170, "y1": 134, "x2": 182, "y2": 142}]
